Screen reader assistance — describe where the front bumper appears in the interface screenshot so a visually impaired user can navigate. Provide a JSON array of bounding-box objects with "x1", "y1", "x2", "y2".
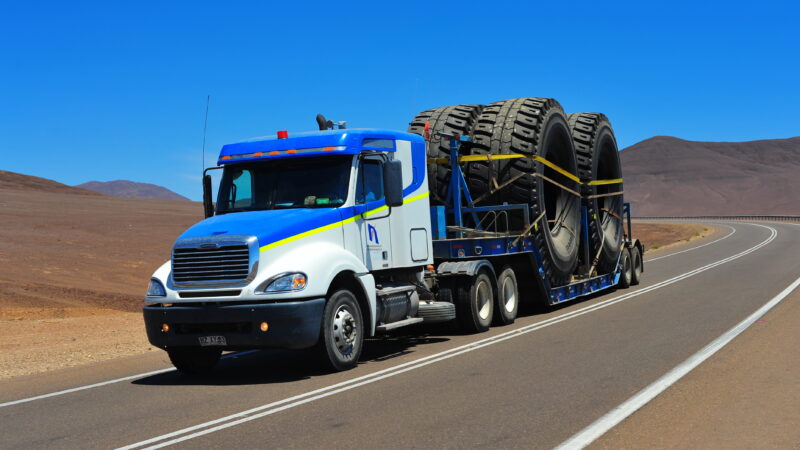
[{"x1": 143, "y1": 298, "x2": 325, "y2": 350}]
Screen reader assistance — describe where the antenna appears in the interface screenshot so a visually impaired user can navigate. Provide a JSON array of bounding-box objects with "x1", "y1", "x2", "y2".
[{"x1": 202, "y1": 95, "x2": 210, "y2": 173}]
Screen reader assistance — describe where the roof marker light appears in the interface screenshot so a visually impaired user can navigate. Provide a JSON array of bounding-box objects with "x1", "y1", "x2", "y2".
[{"x1": 277, "y1": 130, "x2": 289, "y2": 139}]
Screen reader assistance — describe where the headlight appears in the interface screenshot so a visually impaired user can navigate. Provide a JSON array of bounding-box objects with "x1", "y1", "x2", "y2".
[
  {"x1": 256, "y1": 272, "x2": 307, "y2": 293},
  {"x1": 147, "y1": 279, "x2": 167, "y2": 297}
]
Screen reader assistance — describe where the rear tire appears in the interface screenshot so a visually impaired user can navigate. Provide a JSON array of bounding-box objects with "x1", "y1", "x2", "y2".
[
  {"x1": 630, "y1": 247, "x2": 642, "y2": 285},
  {"x1": 493, "y1": 266, "x2": 519, "y2": 326},
  {"x1": 618, "y1": 248, "x2": 633, "y2": 289},
  {"x1": 167, "y1": 347, "x2": 222, "y2": 376},
  {"x1": 455, "y1": 270, "x2": 495, "y2": 333},
  {"x1": 318, "y1": 289, "x2": 363, "y2": 371}
]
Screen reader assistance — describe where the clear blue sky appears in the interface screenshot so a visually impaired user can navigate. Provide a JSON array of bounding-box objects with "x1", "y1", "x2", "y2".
[{"x1": 2, "y1": 1, "x2": 797, "y2": 200}]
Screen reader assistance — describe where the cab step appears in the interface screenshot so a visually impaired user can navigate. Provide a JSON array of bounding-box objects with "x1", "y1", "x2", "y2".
[{"x1": 375, "y1": 317, "x2": 424, "y2": 332}]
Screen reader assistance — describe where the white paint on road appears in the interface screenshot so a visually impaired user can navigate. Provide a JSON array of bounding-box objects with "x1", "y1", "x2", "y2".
[
  {"x1": 118, "y1": 224, "x2": 777, "y2": 450},
  {"x1": 0, "y1": 350, "x2": 259, "y2": 409},
  {"x1": 556, "y1": 272, "x2": 800, "y2": 450}
]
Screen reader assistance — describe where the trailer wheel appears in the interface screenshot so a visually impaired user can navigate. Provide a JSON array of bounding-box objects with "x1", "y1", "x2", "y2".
[
  {"x1": 630, "y1": 247, "x2": 642, "y2": 285},
  {"x1": 469, "y1": 98, "x2": 581, "y2": 286},
  {"x1": 318, "y1": 289, "x2": 363, "y2": 371},
  {"x1": 408, "y1": 104, "x2": 484, "y2": 204},
  {"x1": 618, "y1": 248, "x2": 633, "y2": 289},
  {"x1": 455, "y1": 270, "x2": 495, "y2": 333},
  {"x1": 167, "y1": 347, "x2": 222, "y2": 376},
  {"x1": 493, "y1": 266, "x2": 519, "y2": 326},
  {"x1": 567, "y1": 113, "x2": 624, "y2": 273}
]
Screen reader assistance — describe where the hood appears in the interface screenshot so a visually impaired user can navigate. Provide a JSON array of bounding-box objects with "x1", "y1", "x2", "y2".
[{"x1": 177, "y1": 208, "x2": 349, "y2": 249}]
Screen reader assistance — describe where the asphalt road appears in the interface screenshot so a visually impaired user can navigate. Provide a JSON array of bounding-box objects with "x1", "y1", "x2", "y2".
[{"x1": 1, "y1": 221, "x2": 798, "y2": 449}]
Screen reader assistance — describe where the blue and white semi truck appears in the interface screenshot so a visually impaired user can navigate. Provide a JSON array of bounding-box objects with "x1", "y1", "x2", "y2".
[{"x1": 144, "y1": 100, "x2": 643, "y2": 374}]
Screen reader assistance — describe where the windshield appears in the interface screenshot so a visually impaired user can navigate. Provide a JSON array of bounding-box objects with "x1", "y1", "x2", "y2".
[{"x1": 215, "y1": 156, "x2": 352, "y2": 213}]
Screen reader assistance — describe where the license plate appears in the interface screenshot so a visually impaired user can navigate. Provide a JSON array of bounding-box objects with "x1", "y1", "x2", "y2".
[{"x1": 198, "y1": 335, "x2": 227, "y2": 346}]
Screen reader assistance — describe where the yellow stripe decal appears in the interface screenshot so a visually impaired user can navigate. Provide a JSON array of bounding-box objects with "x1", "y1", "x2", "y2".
[{"x1": 259, "y1": 191, "x2": 430, "y2": 252}]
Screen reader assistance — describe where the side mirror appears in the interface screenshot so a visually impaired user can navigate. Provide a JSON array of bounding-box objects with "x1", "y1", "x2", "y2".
[
  {"x1": 202, "y1": 174, "x2": 214, "y2": 218},
  {"x1": 384, "y1": 160, "x2": 404, "y2": 207}
]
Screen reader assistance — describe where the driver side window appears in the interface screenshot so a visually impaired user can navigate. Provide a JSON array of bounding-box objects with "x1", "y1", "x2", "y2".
[{"x1": 357, "y1": 160, "x2": 384, "y2": 204}]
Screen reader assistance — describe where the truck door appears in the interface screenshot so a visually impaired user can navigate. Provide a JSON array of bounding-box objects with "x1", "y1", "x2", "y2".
[{"x1": 357, "y1": 157, "x2": 393, "y2": 271}]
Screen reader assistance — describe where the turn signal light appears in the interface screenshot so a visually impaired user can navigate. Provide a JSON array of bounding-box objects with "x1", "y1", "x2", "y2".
[
  {"x1": 260, "y1": 321, "x2": 269, "y2": 332},
  {"x1": 161, "y1": 323, "x2": 170, "y2": 333}
]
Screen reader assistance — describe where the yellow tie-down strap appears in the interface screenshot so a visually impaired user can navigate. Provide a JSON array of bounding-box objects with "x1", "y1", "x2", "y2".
[{"x1": 428, "y1": 153, "x2": 622, "y2": 186}]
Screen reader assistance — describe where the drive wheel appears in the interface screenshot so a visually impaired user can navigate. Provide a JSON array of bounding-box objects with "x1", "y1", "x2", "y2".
[
  {"x1": 456, "y1": 270, "x2": 495, "y2": 333},
  {"x1": 494, "y1": 266, "x2": 519, "y2": 326},
  {"x1": 618, "y1": 248, "x2": 633, "y2": 289},
  {"x1": 630, "y1": 247, "x2": 642, "y2": 285},
  {"x1": 319, "y1": 289, "x2": 363, "y2": 371},
  {"x1": 167, "y1": 347, "x2": 222, "y2": 376}
]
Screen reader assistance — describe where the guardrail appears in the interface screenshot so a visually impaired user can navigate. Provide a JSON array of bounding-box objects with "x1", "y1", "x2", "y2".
[{"x1": 634, "y1": 215, "x2": 800, "y2": 223}]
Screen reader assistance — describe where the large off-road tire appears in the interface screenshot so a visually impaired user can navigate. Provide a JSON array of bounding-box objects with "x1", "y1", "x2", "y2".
[
  {"x1": 318, "y1": 289, "x2": 363, "y2": 371},
  {"x1": 408, "y1": 104, "x2": 484, "y2": 204},
  {"x1": 167, "y1": 347, "x2": 222, "y2": 376},
  {"x1": 469, "y1": 98, "x2": 581, "y2": 285},
  {"x1": 455, "y1": 270, "x2": 495, "y2": 333},
  {"x1": 567, "y1": 113, "x2": 624, "y2": 273}
]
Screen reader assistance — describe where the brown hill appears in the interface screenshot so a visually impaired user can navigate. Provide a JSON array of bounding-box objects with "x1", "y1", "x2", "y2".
[
  {"x1": 0, "y1": 170, "x2": 100, "y2": 196},
  {"x1": 620, "y1": 136, "x2": 800, "y2": 216},
  {"x1": 77, "y1": 180, "x2": 191, "y2": 201},
  {"x1": 0, "y1": 186, "x2": 201, "y2": 317}
]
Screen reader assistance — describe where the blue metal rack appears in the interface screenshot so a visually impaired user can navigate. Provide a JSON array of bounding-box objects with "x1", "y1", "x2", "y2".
[{"x1": 430, "y1": 133, "x2": 625, "y2": 306}]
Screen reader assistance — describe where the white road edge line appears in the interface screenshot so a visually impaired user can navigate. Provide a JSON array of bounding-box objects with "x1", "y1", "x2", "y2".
[
  {"x1": 645, "y1": 224, "x2": 736, "y2": 262},
  {"x1": 555, "y1": 273, "x2": 800, "y2": 450},
  {"x1": 0, "y1": 350, "x2": 259, "y2": 409},
  {"x1": 117, "y1": 223, "x2": 776, "y2": 450}
]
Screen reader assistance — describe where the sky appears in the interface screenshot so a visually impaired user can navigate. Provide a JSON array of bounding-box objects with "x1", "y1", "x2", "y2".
[{"x1": 1, "y1": 1, "x2": 798, "y2": 200}]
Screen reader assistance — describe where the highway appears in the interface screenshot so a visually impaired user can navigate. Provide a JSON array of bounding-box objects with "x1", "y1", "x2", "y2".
[{"x1": 1, "y1": 221, "x2": 798, "y2": 449}]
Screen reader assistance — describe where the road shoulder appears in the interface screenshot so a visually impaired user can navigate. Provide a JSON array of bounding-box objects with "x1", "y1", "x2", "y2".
[{"x1": 592, "y1": 289, "x2": 800, "y2": 449}]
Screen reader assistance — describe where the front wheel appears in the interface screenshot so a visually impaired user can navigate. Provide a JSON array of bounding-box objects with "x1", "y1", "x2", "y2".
[
  {"x1": 318, "y1": 289, "x2": 364, "y2": 371},
  {"x1": 167, "y1": 347, "x2": 222, "y2": 376}
]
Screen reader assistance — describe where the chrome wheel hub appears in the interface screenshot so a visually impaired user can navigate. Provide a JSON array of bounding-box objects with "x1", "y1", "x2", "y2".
[
  {"x1": 476, "y1": 280, "x2": 492, "y2": 320},
  {"x1": 332, "y1": 305, "x2": 357, "y2": 356},
  {"x1": 502, "y1": 277, "x2": 516, "y2": 313}
]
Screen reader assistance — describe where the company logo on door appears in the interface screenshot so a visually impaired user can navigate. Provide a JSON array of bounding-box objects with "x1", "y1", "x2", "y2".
[{"x1": 367, "y1": 224, "x2": 380, "y2": 244}]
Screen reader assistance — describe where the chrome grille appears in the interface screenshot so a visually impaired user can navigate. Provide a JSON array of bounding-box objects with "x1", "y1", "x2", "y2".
[{"x1": 171, "y1": 236, "x2": 257, "y2": 286}]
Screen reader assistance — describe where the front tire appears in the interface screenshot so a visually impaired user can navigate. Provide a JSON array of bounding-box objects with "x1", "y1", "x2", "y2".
[
  {"x1": 167, "y1": 347, "x2": 222, "y2": 376},
  {"x1": 319, "y1": 289, "x2": 363, "y2": 371}
]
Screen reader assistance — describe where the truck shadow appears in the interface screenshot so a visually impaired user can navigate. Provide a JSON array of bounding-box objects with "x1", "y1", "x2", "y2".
[{"x1": 132, "y1": 334, "x2": 450, "y2": 387}]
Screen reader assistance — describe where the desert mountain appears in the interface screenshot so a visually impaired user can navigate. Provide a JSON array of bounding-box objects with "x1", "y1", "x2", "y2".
[
  {"x1": 77, "y1": 180, "x2": 190, "y2": 201},
  {"x1": 0, "y1": 170, "x2": 100, "y2": 196},
  {"x1": 620, "y1": 136, "x2": 800, "y2": 216}
]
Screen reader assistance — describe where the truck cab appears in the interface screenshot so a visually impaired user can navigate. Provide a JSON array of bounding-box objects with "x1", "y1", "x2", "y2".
[{"x1": 144, "y1": 129, "x2": 433, "y2": 372}]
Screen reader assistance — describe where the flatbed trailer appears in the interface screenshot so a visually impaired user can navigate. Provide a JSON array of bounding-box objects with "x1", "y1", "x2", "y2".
[{"x1": 425, "y1": 133, "x2": 641, "y2": 309}]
